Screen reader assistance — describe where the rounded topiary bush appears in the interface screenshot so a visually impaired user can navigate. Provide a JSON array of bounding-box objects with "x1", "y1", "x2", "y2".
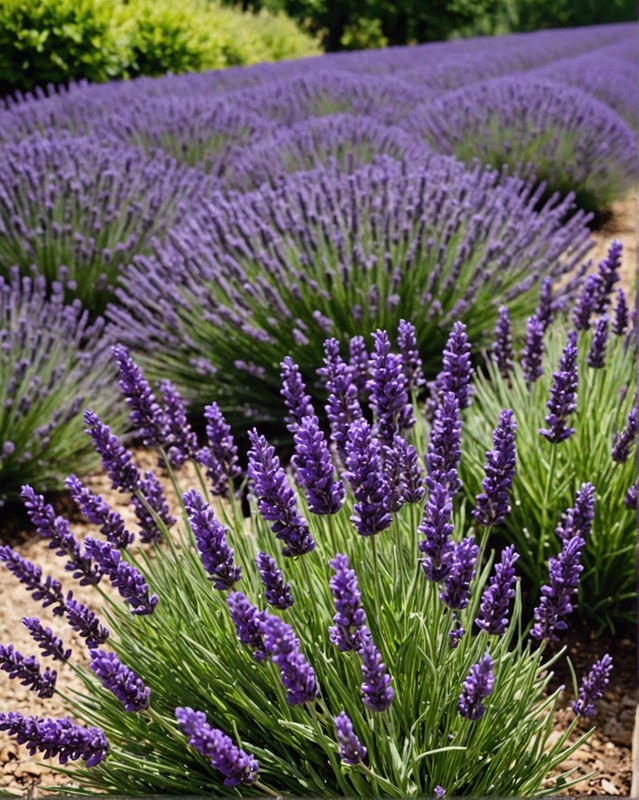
[
  {"x1": 0, "y1": 132, "x2": 211, "y2": 312},
  {"x1": 407, "y1": 77, "x2": 638, "y2": 213},
  {"x1": 108, "y1": 156, "x2": 592, "y2": 423}
]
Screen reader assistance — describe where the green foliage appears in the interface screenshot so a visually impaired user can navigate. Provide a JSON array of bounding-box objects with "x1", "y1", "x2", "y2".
[
  {"x1": 461, "y1": 323, "x2": 637, "y2": 630},
  {"x1": 510, "y1": 0, "x2": 636, "y2": 31}
]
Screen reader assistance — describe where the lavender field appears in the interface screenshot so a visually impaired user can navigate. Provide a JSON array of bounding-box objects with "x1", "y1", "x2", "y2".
[{"x1": 0, "y1": 20, "x2": 638, "y2": 799}]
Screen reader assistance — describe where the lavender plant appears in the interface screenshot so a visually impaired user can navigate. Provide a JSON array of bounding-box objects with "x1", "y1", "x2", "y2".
[
  {"x1": 109, "y1": 156, "x2": 591, "y2": 423},
  {"x1": 461, "y1": 281, "x2": 637, "y2": 627},
  {"x1": 408, "y1": 77, "x2": 638, "y2": 213},
  {"x1": 0, "y1": 269, "x2": 124, "y2": 504},
  {"x1": 0, "y1": 341, "x2": 609, "y2": 796}
]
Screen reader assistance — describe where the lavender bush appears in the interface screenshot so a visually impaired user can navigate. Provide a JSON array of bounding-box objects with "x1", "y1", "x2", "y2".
[
  {"x1": 0, "y1": 269, "x2": 124, "y2": 504},
  {"x1": 0, "y1": 341, "x2": 609, "y2": 796},
  {"x1": 0, "y1": 132, "x2": 210, "y2": 312},
  {"x1": 109, "y1": 156, "x2": 592, "y2": 423},
  {"x1": 408, "y1": 77, "x2": 638, "y2": 213}
]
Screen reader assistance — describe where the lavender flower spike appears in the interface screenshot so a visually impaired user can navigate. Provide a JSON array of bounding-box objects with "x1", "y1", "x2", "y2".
[
  {"x1": 184, "y1": 489, "x2": 241, "y2": 590},
  {"x1": 0, "y1": 644, "x2": 57, "y2": 698},
  {"x1": 419, "y1": 482, "x2": 455, "y2": 583},
  {"x1": 159, "y1": 380, "x2": 198, "y2": 467},
  {"x1": 262, "y1": 614, "x2": 318, "y2": 705},
  {"x1": 587, "y1": 316, "x2": 609, "y2": 369},
  {"x1": 348, "y1": 336, "x2": 369, "y2": 395},
  {"x1": 292, "y1": 415, "x2": 345, "y2": 515},
  {"x1": 426, "y1": 391, "x2": 462, "y2": 495},
  {"x1": 475, "y1": 545, "x2": 519, "y2": 636},
  {"x1": 473, "y1": 410, "x2": 517, "y2": 528},
  {"x1": 22, "y1": 618, "x2": 71, "y2": 662},
  {"x1": 595, "y1": 240, "x2": 622, "y2": 312},
  {"x1": 329, "y1": 554, "x2": 367, "y2": 651},
  {"x1": 434, "y1": 321, "x2": 474, "y2": 409},
  {"x1": 112, "y1": 344, "x2": 165, "y2": 446},
  {"x1": 320, "y1": 338, "x2": 363, "y2": 461},
  {"x1": 0, "y1": 545, "x2": 66, "y2": 615},
  {"x1": 84, "y1": 538, "x2": 158, "y2": 615},
  {"x1": 613, "y1": 289, "x2": 629, "y2": 335},
  {"x1": 66, "y1": 475, "x2": 133, "y2": 549},
  {"x1": 572, "y1": 274, "x2": 600, "y2": 331},
  {"x1": 367, "y1": 329, "x2": 415, "y2": 444},
  {"x1": 458, "y1": 652, "x2": 495, "y2": 721},
  {"x1": 390, "y1": 435, "x2": 425, "y2": 505},
  {"x1": 132, "y1": 471, "x2": 176, "y2": 544},
  {"x1": 439, "y1": 536, "x2": 480, "y2": 610},
  {"x1": 0, "y1": 713, "x2": 109, "y2": 767},
  {"x1": 539, "y1": 330, "x2": 579, "y2": 444},
  {"x1": 397, "y1": 319, "x2": 425, "y2": 390},
  {"x1": 256, "y1": 553, "x2": 293, "y2": 610},
  {"x1": 531, "y1": 535, "x2": 585, "y2": 642},
  {"x1": 280, "y1": 356, "x2": 314, "y2": 433},
  {"x1": 226, "y1": 592, "x2": 267, "y2": 662},
  {"x1": 334, "y1": 712, "x2": 367, "y2": 765},
  {"x1": 176, "y1": 707, "x2": 259, "y2": 786},
  {"x1": 248, "y1": 429, "x2": 315, "y2": 557},
  {"x1": 196, "y1": 402, "x2": 241, "y2": 495},
  {"x1": 358, "y1": 627, "x2": 394, "y2": 712},
  {"x1": 612, "y1": 406, "x2": 638, "y2": 463},
  {"x1": 521, "y1": 315, "x2": 545, "y2": 384},
  {"x1": 89, "y1": 649, "x2": 150, "y2": 712},
  {"x1": 84, "y1": 410, "x2": 140, "y2": 493},
  {"x1": 536, "y1": 277, "x2": 554, "y2": 332},
  {"x1": 556, "y1": 483, "x2": 596, "y2": 542},
  {"x1": 344, "y1": 420, "x2": 392, "y2": 537},
  {"x1": 65, "y1": 596, "x2": 109, "y2": 648},
  {"x1": 492, "y1": 306, "x2": 514, "y2": 378},
  {"x1": 572, "y1": 654, "x2": 613, "y2": 717}
]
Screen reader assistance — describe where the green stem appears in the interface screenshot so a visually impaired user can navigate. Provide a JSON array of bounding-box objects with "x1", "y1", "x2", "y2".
[
  {"x1": 326, "y1": 512, "x2": 339, "y2": 557},
  {"x1": 254, "y1": 780, "x2": 283, "y2": 798},
  {"x1": 370, "y1": 535, "x2": 383, "y2": 625},
  {"x1": 538, "y1": 445, "x2": 558, "y2": 575}
]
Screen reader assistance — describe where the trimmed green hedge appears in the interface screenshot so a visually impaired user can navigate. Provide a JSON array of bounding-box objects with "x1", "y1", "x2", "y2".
[{"x1": 0, "y1": 0, "x2": 320, "y2": 95}]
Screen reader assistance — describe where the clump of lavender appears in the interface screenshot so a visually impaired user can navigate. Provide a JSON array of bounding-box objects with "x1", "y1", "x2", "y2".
[
  {"x1": 292, "y1": 415, "x2": 345, "y2": 515},
  {"x1": 0, "y1": 713, "x2": 109, "y2": 767},
  {"x1": 473, "y1": 410, "x2": 517, "y2": 528},
  {"x1": 539, "y1": 330, "x2": 579, "y2": 444},
  {"x1": 458, "y1": 653, "x2": 495, "y2": 721},
  {"x1": 572, "y1": 654, "x2": 613, "y2": 718}
]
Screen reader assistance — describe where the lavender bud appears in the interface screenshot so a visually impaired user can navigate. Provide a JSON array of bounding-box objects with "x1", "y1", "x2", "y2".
[
  {"x1": 433, "y1": 321, "x2": 474, "y2": 409},
  {"x1": 612, "y1": 406, "x2": 637, "y2": 463},
  {"x1": 0, "y1": 644, "x2": 57, "y2": 698},
  {"x1": 334, "y1": 712, "x2": 367, "y2": 765},
  {"x1": 65, "y1": 596, "x2": 109, "y2": 648},
  {"x1": 572, "y1": 274, "x2": 600, "y2": 331},
  {"x1": 531, "y1": 535, "x2": 585, "y2": 642},
  {"x1": 344, "y1": 420, "x2": 392, "y2": 537},
  {"x1": 329, "y1": 554, "x2": 367, "y2": 652},
  {"x1": 458, "y1": 652, "x2": 495, "y2": 720},
  {"x1": 113, "y1": 344, "x2": 165, "y2": 446},
  {"x1": 256, "y1": 552, "x2": 293, "y2": 610},
  {"x1": 397, "y1": 319, "x2": 425, "y2": 390},
  {"x1": 262, "y1": 614, "x2": 318, "y2": 705},
  {"x1": 587, "y1": 315, "x2": 609, "y2": 369},
  {"x1": 439, "y1": 536, "x2": 479, "y2": 610},
  {"x1": 492, "y1": 306, "x2": 514, "y2": 378},
  {"x1": 22, "y1": 618, "x2": 71, "y2": 662},
  {"x1": 358, "y1": 627, "x2": 394, "y2": 712},
  {"x1": 348, "y1": 336, "x2": 369, "y2": 395},
  {"x1": 572, "y1": 654, "x2": 613, "y2": 718},
  {"x1": 539, "y1": 330, "x2": 579, "y2": 444},
  {"x1": 613, "y1": 289, "x2": 629, "y2": 335},
  {"x1": 84, "y1": 410, "x2": 140, "y2": 493},
  {"x1": 292, "y1": 415, "x2": 345, "y2": 515},
  {"x1": 367, "y1": 329, "x2": 415, "y2": 444},
  {"x1": 196, "y1": 402, "x2": 241, "y2": 495},
  {"x1": 226, "y1": 592, "x2": 267, "y2": 662},
  {"x1": 184, "y1": 489, "x2": 241, "y2": 590},
  {"x1": 475, "y1": 545, "x2": 519, "y2": 636},
  {"x1": 0, "y1": 546, "x2": 66, "y2": 615},
  {"x1": 159, "y1": 380, "x2": 198, "y2": 467},
  {"x1": 321, "y1": 338, "x2": 363, "y2": 461},
  {"x1": 84, "y1": 538, "x2": 158, "y2": 615},
  {"x1": 473, "y1": 409, "x2": 517, "y2": 527},
  {"x1": 521, "y1": 315, "x2": 544, "y2": 384},
  {"x1": 595, "y1": 240, "x2": 622, "y2": 312},
  {"x1": 556, "y1": 483, "x2": 596, "y2": 542},
  {"x1": 66, "y1": 475, "x2": 133, "y2": 548},
  {"x1": 280, "y1": 356, "x2": 314, "y2": 433},
  {"x1": 419, "y1": 482, "x2": 455, "y2": 582},
  {"x1": 536, "y1": 278, "x2": 554, "y2": 332},
  {"x1": 426, "y1": 391, "x2": 462, "y2": 495}
]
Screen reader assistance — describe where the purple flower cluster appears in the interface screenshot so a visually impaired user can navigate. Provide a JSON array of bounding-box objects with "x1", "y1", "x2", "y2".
[
  {"x1": 0, "y1": 644, "x2": 57, "y2": 698},
  {"x1": 66, "y1": 475, "x2": 133, "y2": 549},
  {"x1": 367, "y1": 329, "x2": 415, "y2": 444},
  {"x1": 255, "y1": 553, "x2": 293, "y2": 610},
  {"x1": 227, "y1": 592, "x2": 267, "y2": 662},
  {"x1": 492, "y1": 306, "x2": 514, "y2": 378},
  {"x1": 292, "y1": 415, "x2": 345, "y2": 515},
  {"x1": 587, "y1": 316, "x2": 609, "y2": 369},
  {"x1": 358, "y1": 628, "x2": 394, "y2": 713},
  {"x1": 432, "y1": 322, "x2": 474, "y2": 410},
  {"x1": 458, "y1": 652, "x2": 495, "y2": 721},
  {"x1": 344, "y1": 420, "x2": 392, "y2": 537},
  {"x1": 539, "y1": 330, "x2": 579, "y2": 444},
  {"x1": 334, "y1": 712, "x2": 367, "y2": 765},
  {"x1": 84, "y1": 538, "x2": 158, "y2": 616},
  {"x1": 329, "y1": 554, "x2": 367, "y2": 651},
  {"x1": 262, "y1": 614, "x2": 318, "y2": 705},
  {"x1": 439, "y1": 536, "x2": 480, "y2": 610},
  {"x1": 184, "y1": 489, "x2": 241, "y2": 590},
  {"x1": 197, "y1": 402, "x2": 241, "y2": 495},
  {"x1": 572, "y1": 654, "x2": 613, "y2": 718},
  {"x1": 595, "y1": 241, "x2": 622, "y2": 312},
  {"x1": 159, "y1": 380, "x2": 199, "y2": 467},
  {"x1": 572, "y1": 274, "x2": 600, "y2": 331},
  {"x1": 113, "y1": 344, "x2": 165, "y2": 447},
  {"x1": 397, "y1": 319, "x2": 425, "y2": 390},
  {"x1": 22, "y1": 618, "x2": 71, "y2": 662},
  {"x1": 280, "y1": 357, "x2": 315, "y2": 433},
  {"x1": 531, "y1": 535, "x2": 585, "y2": 642},
  {"x1": 475, "y1": 545, "x2": 519, "y2": 636},
  {"x1": 556, "y1": 483, "x2": 596, "y2": 542},
  {"x1": 84, "y1": 411, "x2": 140, "y2": 493},
  {"x1": 522, "y1": 315, "x2": 545, "y2": 384},
  {"x1": 0, "y1": 546, "x2": 66, "y2": 615},
  {"x1": 612, "y1": 406, "x2": 638, "y2": 463},
  {"x1": 0, "y1": 713, "x2": 109, "y2": 767},
  {"x1": 321, "y1": 339, "x2": 363, "y2": 461},
  {"x1": 426, "y1": 392, "x2": 462, "y2": 495},
  {"x1": 89, "y1": 649, "x2": 151, "y2": 712},
  {"x1": 473, "y1": 410, "x2": 517, "y2": 528},
  {"x1": 65, "y1": 596, "x2": 109, "y2": 649},
  {"x1": 419, "y1": 482, "x2": 455, "y2": 582}
]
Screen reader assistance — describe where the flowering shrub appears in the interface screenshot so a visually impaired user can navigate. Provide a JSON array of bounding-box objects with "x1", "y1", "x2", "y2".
[
  {"x1": 408, "y1": 77, "x2": 638, "y2": 213},
  {"x1": 461, "y1": 250, "x2": 637, "y2": 628},
  {"x1": 109, "y1": 156, "x2": 592, "y2": 423},
  {"x1": 0, "y1": 132, "x2": 210, "y2": 312},
  {"x1": 0, "y1": 269, "x2": 124, "y2": 504},
  {"x1": 0, "y1": 340, "x2": 612, "y2": 795}
]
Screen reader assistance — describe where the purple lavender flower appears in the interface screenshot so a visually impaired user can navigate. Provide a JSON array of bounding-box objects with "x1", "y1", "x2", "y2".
[
  {"x1": 531, "y1": 535, "x2": 585, "y2": 642},
  {"x1": 539, "y1": 330, "x2": 579, "y2": 444},
  {"x1": 344, "y1": 420, "x2": 392, "y2": 537},
  {"x1": 334, "y1": 712, "x2": 367, "y2": 765},
  {"x1": 492, "y1": 306, "x2": 514, "y2": 378},
  {"x1": 475, "y1": 545, "x2": 519, "y2": 636},
  {"x1": 131, "y1": 471, "x2": 176, "y2": 544},
  {"x1": 89, "y1": 649, "x2": 150, "y2": 712},
  {"x1": 536, "y1": 278, "x2": 554, "y2": 332},
  {"x1": 196, "y1": 402, "x2": 241, "y2": 495},
  {"x1": 572, "y1": 274, "x2": 601, "y2": 331},
  {"x1": 348, "y1": 336, "x2": 369, "y2": 396},
  {"x1": 0, "y1": 546, "x2": 66, "y2": 615},
  {"x1": 256, "y1": 553, "x2": 293, "y2": 610},
  {"x1": 572, "y1": 654, "x2": 613, "y2": 718},
  {"x1": 292, "y1": 415, "x2": 344, "y2": 515},
  {"x1": 159, "y1": 380, "x2": 198, "y2": 467},
  {"x1": 320, "y1": 339, "x2": 363, "y2": 461},
  {"x1": 612, "y1": 406, "x2": 638, "y2": 463},
  {"x1": 613, "y1": 289, "x2": 629, "y2": 335},
  {"x1": 426, "y1": 391, "x2": 462, "y2": 495},
  {"x1": 176, "y1": 707, "x2": 259, "y2": 786},
  {"x1": 473, "y1": 410, "x2": 517, "y2": 527},
  {"x1": 595, "y1": 240, "x2": 622, "y2": 312},
  {"x1": 397, "y1": 319, "x2": 425, "y2": 390},
  {"x1": 84, "y1": 538, "x2": 158, "y2": 615},
  {"x1": 113, "y1": 344, "x2": 165, "y2": 446},
  {"x1": 0, "y1": 644, "x2": 56, "y2": 698},
  {"x1": 84, "y1": 410, "x2": 140, "y2": 493},
  {"x1": 329, "y1": 554, "x2": 367, "y2": 652},
  {"x1": 262, "y1": 614, "x2": 318, "y2": 705},
  {"x1": 434, "y1": 787, "x2": 446, "y2": 797},
  {"x1": 226, "y1": 592, "x2": 267, "y2": 662},
  {"x1": 388, "y1": 435, "x2": 425, "y2": 505},
  {"x1": 280, "y1": 356, "x2": 314, "y2": 433},
  {"x1": 458, "y1": 652, "x2": 495, "y2": 721},
  {"x1": 419, "y1": 482, "x2": 455, "y2": 582},
  {"x1": 448, "y1": 615, "x2": 465, "y2": 649},
  {"x1": 66, "y1": 475, "x2": 133, "y2": 549},
  {"x1": 521, "y1": 315, "x2": 545, "y2": 384},
  {"x1": 625, "y1": 480, "x2": 638, "y2": 509},
  {"x1": 587, "y1": 315, "x2": 609, "y2": 369},
  {"x1": 367, "y1": 329, "x2": 415, "y2": 444},
  {"x1": 0, "y1": 713, "x2": 109, "y2": 767},
  {"x1": 439, "y1": 536, "x2": 479, "y2": 610},
  {"x1": 248, "y1": 429, "x2": 315, "y2": 557},
  {"x1": 433, "y1": 322, "x2": 474, "y2": 409},
  {"x1": 65, "y1": 596, "x2": 109, "y2": 648},
  {"x1": 184, "y1": 489, "x2": 241, "y2": 590},
  {"x1": 358, "y1": 627, "x2": 394, "y2": 712},
  {"x1": 21, "y1": 486, "x2": 101, "y2": 586},
  {"x1": 556, "y1": 483, "x2": 596, "y2": 542},
  {"x1": 22, "y1": 618, "x2": 71, "y2": 662}
]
